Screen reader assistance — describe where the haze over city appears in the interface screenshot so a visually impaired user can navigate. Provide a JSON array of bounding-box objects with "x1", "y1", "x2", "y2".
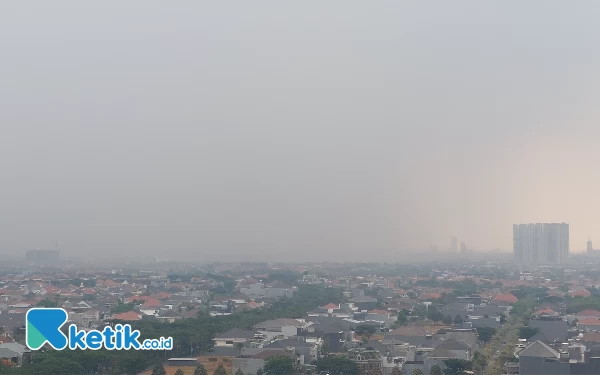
[{"x1": 2, "y1": 1, "x2": 600, "y2": 261}]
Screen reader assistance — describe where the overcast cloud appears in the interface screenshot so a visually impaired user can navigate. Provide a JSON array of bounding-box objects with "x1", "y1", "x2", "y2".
[{"x1": 1, "y1": 1, "x2": 600, "y2": 261}]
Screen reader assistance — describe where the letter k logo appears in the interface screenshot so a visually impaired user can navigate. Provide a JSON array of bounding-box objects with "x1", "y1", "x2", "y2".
[{"x1": 26, "y1": 308, "x2": 69, "y2": 350}]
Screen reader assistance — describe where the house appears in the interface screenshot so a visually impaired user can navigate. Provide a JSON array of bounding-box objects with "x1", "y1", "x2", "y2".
[
  {"x1": 254, "y1": 318, "x2": 310, "y2": 341},
  {"x1": 111, "y1": 311, "x2": 141, "y2": 321},
  {"x1": 0, "y1": 343, "x2": 30, "y2": 366},
  {"x1": 233, "y1": 349, "x2": 295, "y2": 375},
  {"x1": 575, "y1": 309, "x2": 600, "y2": 320},
  {"x1": 352, "y1": 295, "x2": 378, "y2": 311},
  {"x1": 570, "y1": 289, "x2": 592, "y2": 298},
  {"x1": 265, "y1": 339, "x2": 317, "y2": 364},
  {"x1": 529, "y1": 318, "x2": 568, "y2": 343},
  {"x1": 214, "y1": 328, "x2": 263, "y2": 348},
  {"x1": 517, "y1": 341, "x2": 600, "y2": 375},
  {"x1": 577, "y1": 318, "x2": 600, "y2": 331},
  {"x1": 434, "y1": 338, "x2": 471, "y2": 360},
  {"x1": 493, "y1": 293, "x2": 518, "y2": 305}
]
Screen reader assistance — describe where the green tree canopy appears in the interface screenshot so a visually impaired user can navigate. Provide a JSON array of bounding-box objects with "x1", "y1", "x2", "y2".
[
  {"x1": 453, "y1": 314, "x2": 464, "y2": 325},
  {"x1": 151, "y1": 364, "x2": 167, "y2": 375},
  {"x1": 263, "y1": 356, "x2": 295, "y2": 375},
  {"x1": 195, "y1": 364, "x2": 208, "y2": 375},
  {"x1": 315, "y1": 356, "x2": 360, "y2": 375},
  {"x1": 355, "y1": 325, "x2": 377, "y2": 340},
  {"x1": 476, "y1": 327, "x2": 496, "y2": 343},
  {"x1": 430, "y1": 364, "x2": 442, "y2": 375},
  {"x1": 427, "y1": 309, "x2": 444, "y2": 323},
  {"x1": 175, "y1": 369, "x2": 185, "y2": 375},
  {"x1": 214, "y1": 364, "x2": 227, "y2": 375},
  {"x1": 442, "y1": 359, "x2": 472, "y2": 375},
  {"x1": 397, "y1": 311, "x2": 408, "y2": 326},
  {"x1": 35, "y1": 299, "x2": 57, "y2": 308}
]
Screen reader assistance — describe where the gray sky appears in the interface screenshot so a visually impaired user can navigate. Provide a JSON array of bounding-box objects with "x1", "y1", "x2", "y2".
[{"x1": 2, "y1": 1, "x2": 600, "y2": 261}]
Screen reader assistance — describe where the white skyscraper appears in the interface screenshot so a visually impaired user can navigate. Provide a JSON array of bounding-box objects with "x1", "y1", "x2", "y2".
[{"x1": 513, "y1": 223, "x2": 569, "y2": 264}]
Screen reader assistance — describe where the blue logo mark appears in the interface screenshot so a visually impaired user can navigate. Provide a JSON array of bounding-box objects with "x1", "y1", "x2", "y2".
[{"x1": 26, "y1": 308, "x2": 69, "y2": 350}]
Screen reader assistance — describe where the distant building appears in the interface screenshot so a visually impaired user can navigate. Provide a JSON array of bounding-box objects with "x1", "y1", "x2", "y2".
[
  {"x1": 513, "y1": 223, "x2": 569, "y2": 264},
  {"x1": 450, "y1": 236, "x2": 458, "y2": 253},
  {"x1": 25, "y1": 249, "x2": 60, "y2": 262},
  {"x1": 460, "y1": 242, "x2": 467, "y2": 253},
  {"x1": 588, "y1": 239, "x2": 594, "y2": 253}
]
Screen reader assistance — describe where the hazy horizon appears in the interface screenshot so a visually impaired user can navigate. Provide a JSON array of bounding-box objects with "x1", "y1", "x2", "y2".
[{"x1": 2, "y1": 2, "x2": 600, "y2": 261}]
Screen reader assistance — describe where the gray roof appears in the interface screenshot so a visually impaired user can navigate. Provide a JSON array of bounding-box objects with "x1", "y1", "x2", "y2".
[
  {"x1": 529, "y1": 319, "x2": 568, "y2": 342},
  {"x1": 199, "y1": 347, "x2": 240, "y2": 357},
  {"x1": 353, "y1": 296, "x2": 378, "y2": 303},
  {"x1": 429, "y1": 347, "x2": 456, "y2": 359},
  {"x1": 0, "y1": 343, "x2": 29, "y2": 355},
  {"x1": 266, "y1": 339, "x2": 313, "y2": 348},
  {"x1": 215, "y1": 328, "x2": 259, "y2": 339},
  {"x1": 0, "y1": 348, "x2": 19, "y2": 359},
  {"x1": 384, "y1": 335, "x2": 441, "y2": 348},
  {"x1": 519, "y1": 340, "x2": 559, "y2": 358},
  {"x1": 436, "y1": 338, "x2": 470, "y2": 351}
]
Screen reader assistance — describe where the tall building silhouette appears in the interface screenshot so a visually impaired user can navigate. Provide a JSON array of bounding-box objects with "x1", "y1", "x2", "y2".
[
  {"x1": 513, "y1": 223, "x2": 569, "y2": 264},
  {"x1": 450, "y1": 236, "x2": 458, "y2": 253},
  {"x1": 587, "y1": 238, "x2": 593, "y2": 253}
]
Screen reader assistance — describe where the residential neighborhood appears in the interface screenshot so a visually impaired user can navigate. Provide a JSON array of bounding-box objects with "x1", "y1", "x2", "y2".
[{"x1": 0, "y1": 259, "x2": 599, "y2": 375}]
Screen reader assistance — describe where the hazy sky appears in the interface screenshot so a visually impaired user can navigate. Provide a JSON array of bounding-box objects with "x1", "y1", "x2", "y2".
[{"x1": 2, "y1": 2, "x2": 600, "y2": 261}]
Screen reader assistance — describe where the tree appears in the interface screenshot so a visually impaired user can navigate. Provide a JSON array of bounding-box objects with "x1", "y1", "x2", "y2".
[
  {"x1": 236, "y1": 342, "x2": 245, "y2": 352},
  {"x1": 412, "y1": 369, "x2": 423, "y2": 375},
  {"x1": 235, "y1": 369, "x2": 244, "y2": 375},
  {"x1": 195, "y1": 364, "x2": 208, "y2": 375},
  {"x1": 263, "y1": 356, "x2": 295, "y2": 375},
  {"x1": 442, "y1": 359, "x2": 471, "y2": 375},
  {"x1": 397, "y1": 311, "x2": 408, "y2": 326},
  {"x1": 442, "y1": 315, "x2": 453, "y2": 325},
  {"x1": 256, "y1": 369, "x2": 264, "y2": 375},
  {"x1": 472, "y1": 352, "x2": 487, "y2": 375},
  {"x1": 476, "y1": 327, "x2": 496, "y2": 343},
  {"x1": 430, "y1": 365, "x2": 442, "y2": 375},
  {"x1": 214, "y1": 364, "x2": 227, "y2": 375},
  {"x1": 36, "y1": 299, "x2": 58, "y2": 308},
  {"x1": 152, "y1": 364, "x2": 167, "y2": 375},
  {"x1": 315, "y1": 356, "x2": 360, "y2": 375},
  {"x1": 391, "y1": 366, "x2": 403, "y2": 375},
  {"x1": 175, "y1": 370, "x2": 185, "y2": 375},
  {"x1": 355, "y1": 325, "x2": 377, "y2": 341},
  {"x1": 453, "y1": 314, "x2": 463, "y2": 325},
  {"x1": 412, "y1": 304, "x2": 427, "y2": 318},
  {"x1": 321, "y1": 340, "x2": 330, "y2": 356},
  {"x1": 427, "y1": 309, "x2": 444, "y2": 324}
]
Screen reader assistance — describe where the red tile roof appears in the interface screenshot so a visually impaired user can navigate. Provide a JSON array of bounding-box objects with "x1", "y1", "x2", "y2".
[
  {"x1": 577, "y1": 309, "x2": 600, "y2": 317},
  {"x1": 112, "y1": 311, "x2": 141, "y2": 321},
  {"x1": 494, "y1": 293, "x2": 518, "y2": 304},
  {"x1": 535, "y1": 308, "x2": 556, "y2": 316},
  {"x1": 570, "y1": 289, "x2": 592, "y2": 298}
]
